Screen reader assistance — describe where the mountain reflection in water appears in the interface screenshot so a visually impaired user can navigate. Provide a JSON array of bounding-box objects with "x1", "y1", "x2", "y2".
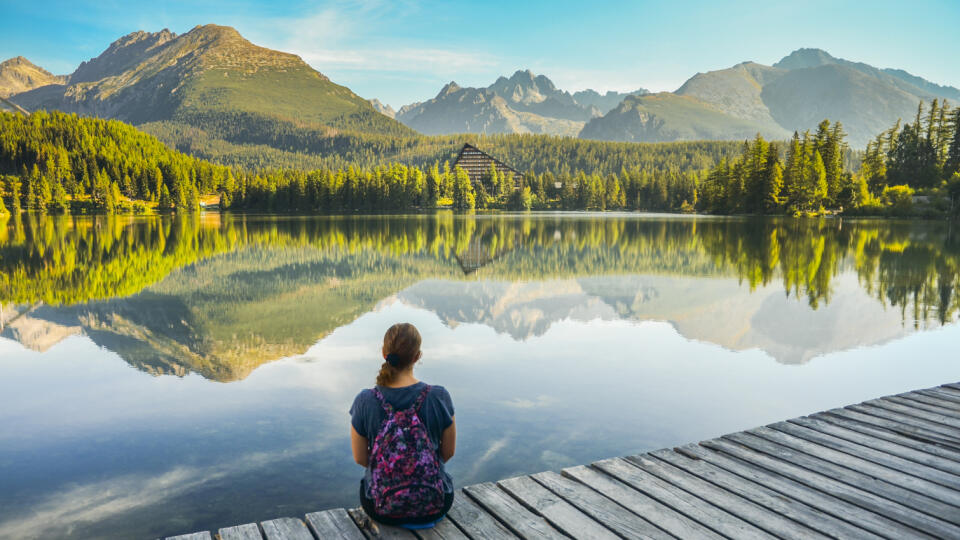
[
  {"x1": 2, "y1": 212, "x2": 958, "y2": 379},
  {"x1": 2, "y1": 212, "x2": 960, "y2": 540}
]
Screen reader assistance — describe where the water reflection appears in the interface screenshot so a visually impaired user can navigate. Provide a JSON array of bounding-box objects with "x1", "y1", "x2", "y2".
[
  {"x1": 2, "y1": 213, "x2": 959, "y2": 379},
  {"x1": 2, "y1": 213, "x2": 959, "y2": 539}
]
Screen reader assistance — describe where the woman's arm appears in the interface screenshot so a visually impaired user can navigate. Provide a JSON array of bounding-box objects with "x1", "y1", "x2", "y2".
[
  {"x1": 351, "y1": 425, "x2": 369, "y2": 467},
  {"x1": 440, "y1": 416, "x2": 456, "y2": 463}
]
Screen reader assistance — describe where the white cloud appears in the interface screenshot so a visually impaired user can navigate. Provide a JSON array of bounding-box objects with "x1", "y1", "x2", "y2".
[
  {"x1": 469, "y1": 436, "x2": 509, "y2": 477},
  {"x1": 499, "y1": 395, "x2": 556, "y2": 409},
  {"x1": 0, "y1": 442, "x2": 329, "y2": 539},
  {"x1": 229, "y1": 2, "x2": 499, "y2": 103},
  {"x1": 296, "y1": 47, "x2": 497, "y2": 74}
]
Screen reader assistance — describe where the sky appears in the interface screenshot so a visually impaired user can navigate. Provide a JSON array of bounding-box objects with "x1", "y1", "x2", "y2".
[{"x1": 2, "y1": 0, "x2": 959, "y2": 109}]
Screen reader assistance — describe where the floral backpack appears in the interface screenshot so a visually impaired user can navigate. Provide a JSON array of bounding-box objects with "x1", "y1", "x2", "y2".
[{"x1": 368, "y1": 385, "x2": 445, "y2": 518}]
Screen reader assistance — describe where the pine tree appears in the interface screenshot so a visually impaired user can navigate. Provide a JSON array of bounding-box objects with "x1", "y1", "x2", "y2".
[
  {"x1": 8, "y1": 176, "x2": 21, "y2": 213},
  {"x1": 50, "y1": 181, "x2": 69, "y2": 213},
  {"x1": 762, "y1": 145, "x2": 783, "y2": 213},
  {"x1": 605, "y1": 174, "x2": 623, "y2": 209},
  {"x1": 587, "y1": 174, "x2": 605, "y2": 210},
  {"x1": 474, "y1": 180, "x2": 490, "y2": 209},
  {"x1": 37, "y1": 172, "x2": 52, "y2": 212},
  {"x1": 947, "y1": 107, "x2": 960, "y2": 177},
  {"x1": 0, "y1": 177, "x2": 8, "y2": 215},
  {"x1": 451, "y1": 166, "x2": 475, "y2": 211},
  {"x1": 861, "y1": 135, "x2": 888, "y2": 195},
  {"x1": 783, "y1": 132, "x2": 803, "y2": 211},
  {"x1": 185, "y1": 183, "x2": 200, "y2": 212},
  {"x1": 934, "y1": 100, "x2": 950, "y2": 163},
  {"x1": 746, "y1": 134, "x2": 769, "y2": 213},
  {"x1": 560, "y1": 174, "x2": 576, "y2": 209},
  {"x1": 425, "y1": 162, "x2": 440, "y2": 207},
  {"x1": 158, "y1": 185, "x2": 174, "y2": 211},
  {"x1": 807, "y1": 151, "x2": 828, "y2": 212},
  {"x1": 925, "y1": 99, "x2": 940, "y2": 143}
]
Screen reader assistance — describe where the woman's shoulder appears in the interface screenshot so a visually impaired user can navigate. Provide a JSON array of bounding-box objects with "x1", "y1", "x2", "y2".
[
  {"x1": 424, "y1": 383, "x2": 453, "y2": 407},
  {"x1": 423, "y1": 382, "x2": 448, "y2": 395},
  {"x1": 350, "y1": 387, "x2": 378, "y2": 411}
]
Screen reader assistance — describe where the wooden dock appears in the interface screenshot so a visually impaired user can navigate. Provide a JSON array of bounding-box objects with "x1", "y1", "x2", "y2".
[{"x1": 167, "y1": 382, "x2": 960, "y2": 539}]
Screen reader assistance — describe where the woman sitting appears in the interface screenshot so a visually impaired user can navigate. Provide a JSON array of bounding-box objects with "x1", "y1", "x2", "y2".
[{"x1": 349, "y1": 323, "x2": 456, "y2": 528}]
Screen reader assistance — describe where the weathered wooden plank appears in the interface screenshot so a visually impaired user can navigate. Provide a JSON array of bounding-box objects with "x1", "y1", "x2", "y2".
[
  {"x1": 812, "y1": 411, "x2": 960, "y2": 462},
  {"x1": 713, "y1": 433, "x2": 955, "y2": 537},
  {"x1": 935, "y1": 386, "x2": 960, "y2": 400},
  {"x1": 260, "y1": 518, "x2": 313, "y2": 540},
  {"x1": 942, "y1": 383, "x2": 960, "y2": 392},
  {"x1": 463, "y1": 482, "x2": 565, "y2": 539},
  {"x1": 680, "y1": 442, "x2": 918, "y2": 538},
  {"x1": 445, "y1": 490, "x2": 517, "y2": 539},
  {"x1": 922, "y1": 388, "x2": 960, "y2": 405},
  {"x1": 563, "y1": 464, "x2": 723, "y2": 539},
  {"x1": 305, "y1": 508, "x2": 364, "y2": 540},
  {"x1": 742, "y1": 427, "x2": 960, "y2": 518},
  {"x1": 890, "y1": 393, "x2": 960, "y2": 415},
  {"x1": 531, "y1": 471, "x2": 671, "y2": 540},
  {"x1": 770, "y1": 420, "x2": 960, "y2": 492},
  {"x1": 593, "y1": 457, "x2": 773, "y2": 539},
  {"x1": 839, "y1": 405, "x2": 960, "y2": 445},
  {"x1": 625, "y1": 452, "x2": 825, "y2": 539},
  {"x1": 791, "y1": 415, "x2": 960, "y2": 476},
  {"x1": 347, "y1": 508, "x2": 418, "y2": 539},
  {"x1": 902, "y1": 391, "x2": 960, "y2": 411},
  {"x1": 888, "y1": 395, "x2": 960, "y2": 418},
  {"x1": 653, "y1": 446, "x2": 879, "y2": 540},
  {"x1": 165, "y1": 533, "x2": 212, "y2": 540},
  {"x1": 497, "y1": 475, "x2": 619, "y2": 539},
  {"x1": 218, "y1": 523, "x2": 263, "y2": 540},
  {"x1": 863, "y1": 399, "x2": 960, "y2": 430},
  {"x1": 413, "y1": 518, "x2": 468, "y2": 540}
]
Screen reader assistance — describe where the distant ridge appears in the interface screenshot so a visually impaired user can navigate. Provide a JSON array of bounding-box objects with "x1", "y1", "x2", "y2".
[
  {"x1": 581, "y1": 48, "x2": 960, "y2": 147},
  {"x1": 0, "y1": 56, "x2": 67, "y2": 98},
  {"x1": 396, "y1": 69, "x2": 647, "y2": 136},
  {"x1": 4, "y1": 34, "x2": 958, "y2": 153},
  {"x1": 4, "y1": 24, "x2": 411, "y2": 161}
]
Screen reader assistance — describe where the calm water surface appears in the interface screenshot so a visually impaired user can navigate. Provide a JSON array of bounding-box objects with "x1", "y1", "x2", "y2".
[{"x1": 1, "y1": 213, "x2": 958, "y2": 539}]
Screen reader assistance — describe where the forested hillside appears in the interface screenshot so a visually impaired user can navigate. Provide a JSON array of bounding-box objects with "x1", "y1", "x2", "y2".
[
  {"x1": 0, "y1": 110, "x2": 232, "y2": 213},
  {"x1": 2, "y1": 98, "x2": 958, "y2": 217},
  {"x1": 0, "y1": 110, "x2": 741, "y2": 214},
  {"x1": 701, "y1": 100, "x2": 960, "y2": 216}
]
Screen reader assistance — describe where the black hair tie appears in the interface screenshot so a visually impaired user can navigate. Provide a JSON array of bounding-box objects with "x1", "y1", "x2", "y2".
[{"x1": 385, "y1": 353, "x2": 402, "y2": 367}]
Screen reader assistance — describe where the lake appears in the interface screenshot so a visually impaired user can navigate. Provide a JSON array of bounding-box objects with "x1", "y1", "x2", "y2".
[{"x1": 1, "y1": 212, "x2": 958, "y2": 539}]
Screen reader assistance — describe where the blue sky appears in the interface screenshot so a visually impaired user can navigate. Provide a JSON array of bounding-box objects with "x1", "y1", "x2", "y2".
[{"x1": 2, "y1": 0, "x2": 959, "y2": 108}]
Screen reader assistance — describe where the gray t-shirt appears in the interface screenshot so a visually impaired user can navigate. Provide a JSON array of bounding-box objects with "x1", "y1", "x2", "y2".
[{"x1": 350, "y1": 382, "x2": 455, "y2": 496}]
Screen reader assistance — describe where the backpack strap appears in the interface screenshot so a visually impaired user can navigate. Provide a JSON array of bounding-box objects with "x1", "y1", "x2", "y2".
[
  {"x1": 371, "y1": 387, "x2": 394, "y2": 415},
  {"x1": 412, "y1": 384, "x2": 433, "y2": 412}
]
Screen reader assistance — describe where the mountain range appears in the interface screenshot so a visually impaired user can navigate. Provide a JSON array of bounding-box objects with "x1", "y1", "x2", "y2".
[
  {"x1": 2, "y1": 26, "x2": 958, "y2": 152},
  {"x1": 582, "y1": 49, "x2": 960, "y2": 147},
  {"x1": 392, "y1": 70, "x2": 647, "y2": 137},
  {"x1": 1, "y1": 24, "x2": 411, "y2": 164}
]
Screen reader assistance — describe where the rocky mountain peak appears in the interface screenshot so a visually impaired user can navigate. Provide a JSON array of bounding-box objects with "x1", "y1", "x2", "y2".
[
  {"x1": 71, "y1": 28, "x2": 177, "y2": 83},
  {"x1": 181, "y1": 24, "x2": 246, "y2": 46},
  {"x1": 438, "y1": 81, "x2": 461, "y2": 96},
  {"x1": 2, "y1": 56, "x2": 33, "y2": 67},
  {"x1": 509, "y1": 69, "x2": 536, "y2": 82},
  {"x1": 0, "y1": 56, "x2": 66, "y2": 98},
  {"x1": 368, "y1": 98, "x2": 396, "y2": 118},
  {"x1": 774, "y1": 48, "x2": 839, "y2": 70}
]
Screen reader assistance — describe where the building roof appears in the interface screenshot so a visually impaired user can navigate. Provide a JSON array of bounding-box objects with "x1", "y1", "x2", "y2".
[{"x1": 453, "y1": 143, "x2": 520, "y2": 183}]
